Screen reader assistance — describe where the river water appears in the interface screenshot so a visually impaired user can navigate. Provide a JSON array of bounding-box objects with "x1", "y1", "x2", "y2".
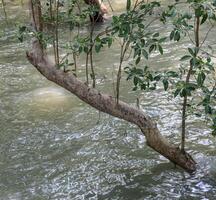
[{"x1": 0, "y1": 0, "x2": 216, "y2": 199}]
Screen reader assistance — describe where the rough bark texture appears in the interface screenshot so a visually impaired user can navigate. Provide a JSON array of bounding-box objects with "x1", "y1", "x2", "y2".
[
  {"x1": 26, "y1": 40, "x2": 196, "y2": 172},
  {"x1": 27, "y1": 0, "x2": 196, "y2": 173}
]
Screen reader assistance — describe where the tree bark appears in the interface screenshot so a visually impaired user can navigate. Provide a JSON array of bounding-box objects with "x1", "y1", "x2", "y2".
[{"x1": 26, "y1": 0, "x2": 196, "y2": 173}]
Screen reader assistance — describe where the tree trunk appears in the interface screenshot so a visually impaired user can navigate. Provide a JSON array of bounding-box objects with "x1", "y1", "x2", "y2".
[{"x1": 26, "y1": 0, "x2": 196, "y2": 173}]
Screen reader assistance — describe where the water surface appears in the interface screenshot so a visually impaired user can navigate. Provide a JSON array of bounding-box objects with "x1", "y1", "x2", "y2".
[{"x1": 0, "y1": 1, "x2": 216, "y2": 199}]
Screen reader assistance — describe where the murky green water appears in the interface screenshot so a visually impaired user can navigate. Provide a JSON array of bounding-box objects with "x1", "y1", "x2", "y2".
[{"x1": 0, "y1": 1, "x2": 216, "y2": 199}]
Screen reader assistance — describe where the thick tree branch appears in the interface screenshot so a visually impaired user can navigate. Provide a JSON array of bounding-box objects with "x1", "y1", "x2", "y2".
[
  {"x1": 26, "y1": 0, "x2": 196, "y2": 173},
  {"x1": 27, "y1": 39, "x2": 196, "y2": 172}
]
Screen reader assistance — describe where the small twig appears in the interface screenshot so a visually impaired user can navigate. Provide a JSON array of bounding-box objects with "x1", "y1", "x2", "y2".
[
  {"x1": 85, "y1": 53, "x2": 89, "y2": 84},
  {"x1": 30, "y1": 0, "x2": 38, "y2": 31},
  {"x1": 59, "y1": 53, "x2": 69, "y2": 63},
  {"x1": 116, "y1": 40, "x2": 130, "y2": 104},
  {"x1": 199, "y1": 49, "x2": 216, "y2": 58},
  {"x1": 1, "y1": 0, "x2": 8, "y2": 25},
  {"x1": 185, "y1": 29, "x2": 195, "y2": 45},
  {"x1": 73, "y1": 52, "x2": 77, "y2": 76},
  {"x1": 181, "y1": 16, "x2": 200, "y2": 152},
  {"x1": 93, "y1": 27, "x2": 113, "y2": 45},
  {"x1": 90, "y1": 48, "x2": 96, "y2": 88},
  {"x1": 55, "y1": 0, "x2": 60, "y2": 66},
  {"x1": 200, "y1": 23, "x2": 214, "y2": 48},
  {"x1": 107, "y1": 0, "x2": 114, "y2": 12},
  {"x1": 89, "y1": 11, "x2": 96, "y2": 88}
]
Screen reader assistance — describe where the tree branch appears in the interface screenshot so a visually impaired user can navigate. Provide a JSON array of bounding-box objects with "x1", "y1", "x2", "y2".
[{"x1": 26, "y1": 0, "x2": 196, "y2": 173}]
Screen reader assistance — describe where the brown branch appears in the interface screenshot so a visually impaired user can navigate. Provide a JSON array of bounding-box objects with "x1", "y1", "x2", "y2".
[
  {"x1": 27, "y1": 0, "x2": 197, "y2": 173},
  {"x1": 73, "y1": 52, "x2": 77, "y2": 76},
  {"x1": 29, "y1": 0, "x2": 43, "y2": 32},
  {"x1": 55, "y1": 0, "x2": 60, "y2": 66},
  {"x1": 181, "y1": 16, "x2": 200, "y2": 152},
  {"x1": 1, "y1": 0, "x2": 8, "y2": 25},
  {"x1": 85, "y1": 53, "x2": 89, "y2": 84},
  {"x1": 26, "y1": 39, "x2": 196, "y2": 172},
  {"x1": 116, "y1": 40, "x2": 130, "y2": 104},
  {"x1": 89, "y1": 16, "x2": 96, "y2": 88}
]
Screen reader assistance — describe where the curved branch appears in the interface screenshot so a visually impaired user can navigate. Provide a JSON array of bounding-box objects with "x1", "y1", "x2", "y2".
[{"x1": 26, "y1": 0, "x2": 196, "y2": 173}]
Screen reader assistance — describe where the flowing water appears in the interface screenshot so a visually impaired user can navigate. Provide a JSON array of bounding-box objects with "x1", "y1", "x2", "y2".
[{"x1": 0, "y1": 0, "x2": 216, "y2": 199}]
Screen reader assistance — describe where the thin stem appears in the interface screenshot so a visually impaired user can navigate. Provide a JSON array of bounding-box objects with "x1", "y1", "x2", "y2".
[
  {"x1": 116, "y1": 43, "x2": 125, "y2": 104},
  {"x1": 107, "y1": 0, "x2": 114, "y2": 12},
  {"x1": 200, "y1": 23, "x2": 214, "y2": 48},
  {"x1": 90, "y1": 48, "x2": 96, "y2": 88},
  {"x1": 93, "y1": 27, "x2": 113, "y2": 46},
  {"x1": 48, "y1": 0, "x2": 57, "y2": 65},
  {"x1": 185, "y1": 29, "x2": 195, "y2": 45},
  {"x1": 75, "y1": 0, "x2": 81, "y2": 35},
  {"x1": 133, "y1": 0, "x2": 140, "y2": 9},
  {"x1": 199, "y1": 49, "x2": 216, "y2": 58},
  {"x1": 53, "y1": 39, "x2": 57, "y2": 65},
  {"x1": 181, "y1": 16, "x2": 200, "y2": 152},
  {"x1": 116, "y1": 40, "x2": 130, "y2": 104},
  {"x1": 89, "y1": 10, "x2": 96, "y2": 88},
  {"x1": 30, "y1": 0, "x2": 38, "y2": 31},
  {"x1": 55, "y1": 0, "x2": 60, "y2": 66},
  {"x1": 49, "y1": 0, "x2": 53, "y2": 18},
  {"x1": 195, "y1": 17, "x2": 200, "y2": 47},
  {"x1": 86, "y1": 53, "x2": 89, "y2": 84},
  {"x1": 133, "y1": 0, "x2": 146, "y2": 11},
  {"x1": 1, "y1": 0, "x2": 8, "y2": 25},
  {"x1": 73, "y1": 52, "x2": 77, "y2": 76}
]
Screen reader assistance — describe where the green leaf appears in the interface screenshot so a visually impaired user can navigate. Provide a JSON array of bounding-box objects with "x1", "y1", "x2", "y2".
[
  {"x1": 212, "y1": 129, "x2": 216, "y2": 136},
  {"x1": 133, "y1": 76, "x2": 139, "y2": 86},
  {"x1": 154, "y1": 74, "x2": 161, "y2": 81},
  {"x1": 142, "y1": 49, "x2": 148, "y2": 60},
  {"x1": 159, "y1": 37, "x2": 167, "y2": 43},
  {"x1": 186, "y1": 83, "x2": 197, "y2": 91},
  {"x1": 78, "y1": 46, "x2": 83, "y2": 53},
  {"x1": 18, "y1": 36, "x2": 23, "y2": 42},
  {"x1": 95, "y1": 44, "x2": 101, "y2": 53},
  {"x1": 183, "y1": 12, "x2": 192, "y2": 19},
  {"x1": 149, "y1": 44, "x2": 155, "y2": 53},
  {"x1": 180, "y1": 88, "x2": 187, "y2": 97},
  {"x1": 132, "y1": 86, "x2": 138, "y2": 91},
  {"x1": 138, "y1": 23, "x2": 145, "y2": 29},
  {"x1": 148, "y1": 73, "x2": 154, "y2": 81},
  {"x1": 95, "y1": 37, "x2": 101, "y2": 42},
  {"x1": 205, "y1": 105, "x2": 212, "y2": 114},
  {"x1": 194, "y1": 47, "x2": 199, "y2": 56},
  {"x1": 108, "y1": 37, "x2": 112, "y2": 47},
  {"x1": 163, "y1": 79, "x2": 169, "y2": 91},
  {"x1": 166, "y1": 71, "x2": 178, "y2": 77},
  {"x1": 197, "y1": 71, "x2": 206, "y2": 86},
  {"x1": 174, "y1": 31, "x2": 180, "y2": 41},
  {"x1": 180, "y1": 55, "x2": 191, "y2": 61},
  {"x1": 19, "y1": 26, "x2": 26, "y2": 33},
  {"x1": 136, "y1": 68, "x2": 144, "y2": 75},
  {"x1": 201, "y1": 13, "x2": 208, "y2": 24},
  {"x1": 136, "y1": 56, "x2": 141, "y2": 65},
  {"x1": 174, "y1": 88, "x2": 181, "y2": 97},
  {"x1": 170, "y1": 30, "x2": 175, "y2": 40},
  {"x1": 207, "y1": 56, "x2": 211, "y2": 63},
  {"x1": 153, "y1": 32, "x2": 159, "y2": 37},
  {"x1": 126, "y1": 0, "x2": 131, "y2": 11},
  {"x1": 188, "y1": 48, "x2": 194, "y2": 56},
  {"x1": 140, "y1": 84, "x2": 146, "y2": 90},
  {"x1": 158, "y1": 45, "x2": 163, "y2": 55},
  {"x1": 84, "y1": 46, "x2": 89, "y2": 53},
  {"x1": 195, "y1": 7, "x2": 203, "y2": 17},
  {"x1": 190, "y1": 57, "x2": 196, "y2": 67}
]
